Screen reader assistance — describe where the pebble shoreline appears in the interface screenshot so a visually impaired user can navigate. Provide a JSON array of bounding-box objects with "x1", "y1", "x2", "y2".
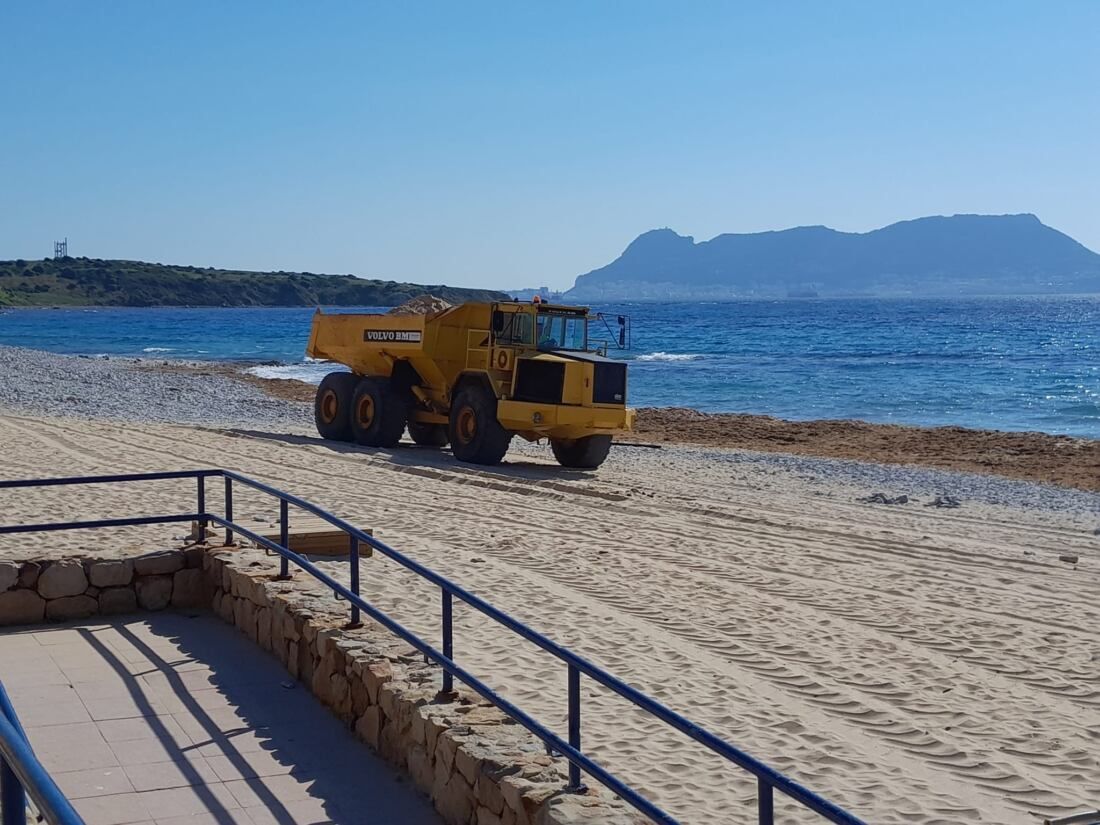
[
  {"x1": 0, "y1": 344, "x2": 310, "y2": 429},
  {"x1": 1, "y1": 344, "x2": 1096, "y2": 525}
]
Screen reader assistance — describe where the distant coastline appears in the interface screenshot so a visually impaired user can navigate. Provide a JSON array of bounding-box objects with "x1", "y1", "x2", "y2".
[
  {"x1": 566, "y1": 214, "x2": 1100, "y2": 301},
  {"x1": 0, "y1": 256, "x2": 506, "y2": 308}
]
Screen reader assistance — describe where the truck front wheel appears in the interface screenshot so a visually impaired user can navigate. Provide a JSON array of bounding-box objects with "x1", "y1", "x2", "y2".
[
  {"x1": 314, "y1": 372, "x2": 358, "y2": 441},
  {"x1": 550, "y1": 435, "x2": 612, "y2": 469},
  {"x1": 350, "y1": 377, "x2": 408, "y2": 448},
  {"x1": 449, "y1": 387, "x2": 512, "y2": 465}
]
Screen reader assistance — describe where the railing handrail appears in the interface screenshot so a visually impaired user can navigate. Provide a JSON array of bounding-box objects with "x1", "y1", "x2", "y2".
[
  {"x1": 0, "y1": 469, "x2": 868, "y2": 825},
  {"x1": 0, "y1": 683, "x2": 85, "y2": 825}
]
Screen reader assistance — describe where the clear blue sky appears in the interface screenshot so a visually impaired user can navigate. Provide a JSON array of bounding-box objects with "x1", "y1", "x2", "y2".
[{"x1": 2, "y1": 2, "x2": 1097, "y2": 290}]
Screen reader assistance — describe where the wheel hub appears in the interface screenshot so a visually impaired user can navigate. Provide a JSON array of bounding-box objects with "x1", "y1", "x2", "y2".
[
  {"x1": 357, "y1": 395, "x2": 375, "y2": 428},
  {"x1": 457, "y1": 407, "x2": 477, "y2": 443},
  {"x1": 320, "y1": 390, "x2": 338, "y2": 423}
]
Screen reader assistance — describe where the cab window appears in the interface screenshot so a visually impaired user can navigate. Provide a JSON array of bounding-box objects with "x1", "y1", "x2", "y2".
[
  {"x1": 493, "y1": 311, "x2": 533, "y2": 345},
  {"x1": 536, "y1": 314, "x2": 587, "y2": 350}
]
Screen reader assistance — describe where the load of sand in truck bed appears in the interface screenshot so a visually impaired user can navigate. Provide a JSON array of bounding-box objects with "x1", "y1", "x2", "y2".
[{"x1": 386, "y1": 295, "x2": 452, "y2": 316}]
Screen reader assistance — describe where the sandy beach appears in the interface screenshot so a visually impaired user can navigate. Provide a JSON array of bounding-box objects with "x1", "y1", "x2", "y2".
[{"x1": 1, "y1": 346, "x2": 1098, "y2": 824}]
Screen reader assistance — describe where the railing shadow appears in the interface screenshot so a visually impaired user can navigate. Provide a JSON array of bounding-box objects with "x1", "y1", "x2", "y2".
[{"x1": 76, "y1": 613, "x2": 433, "y2": 824}]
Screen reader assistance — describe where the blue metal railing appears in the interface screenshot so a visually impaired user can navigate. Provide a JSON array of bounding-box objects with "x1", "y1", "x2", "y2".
[
  {"x1": 0, "y1": 470, "x2": 867, "y2": 825},
  {"x1": 0, "y1": 683, "x2": 85, "y2": 825}
]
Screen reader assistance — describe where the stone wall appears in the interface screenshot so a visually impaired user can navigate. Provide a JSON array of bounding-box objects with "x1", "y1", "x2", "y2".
[
  {"x1": 0, "y1": 548, "x2": 206, "y2": 626},
  {"x1": 0, "y1": 543, "x2": 643, "y2": 825},
  {"x1": 203, "y1": 547, "x2": 643, "y2": 825}
]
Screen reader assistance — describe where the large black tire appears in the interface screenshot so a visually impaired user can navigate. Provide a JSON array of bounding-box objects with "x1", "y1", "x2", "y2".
[
  {"x1": 314, "y1": 372, "x2": 358, "y2": 441},
  {"x1": 550, "y1": 435, "x2": 612, "y2": 469},
  {"x1": 407, "y1": 421, "x2": 449, "y2": 447},
  {"x1": 350, "y1": 377, "x2": 408, "y2": 448},
  {"x1": 448, "y1": 387, "x2": 512, "y2": 465}
]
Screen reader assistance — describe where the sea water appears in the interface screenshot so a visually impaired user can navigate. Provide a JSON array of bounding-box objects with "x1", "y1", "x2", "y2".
[{"x1": 1, "y1": 297, "x2": 1097, "y2": 437}]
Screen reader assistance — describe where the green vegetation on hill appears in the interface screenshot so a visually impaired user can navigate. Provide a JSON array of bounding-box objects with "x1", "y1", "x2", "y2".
[{"x1": 0, "y1": 257, "x2": 507, "y2": 307}]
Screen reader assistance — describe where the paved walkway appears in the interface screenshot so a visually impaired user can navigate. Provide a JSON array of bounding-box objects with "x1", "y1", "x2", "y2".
[{"x1": 0, "y1": 613, "x2": 440, "y2": 825}]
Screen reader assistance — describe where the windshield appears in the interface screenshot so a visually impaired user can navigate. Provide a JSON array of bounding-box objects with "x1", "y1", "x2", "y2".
[{"x1": 536, "y1": 314, "x2": 587, "y2": 350}]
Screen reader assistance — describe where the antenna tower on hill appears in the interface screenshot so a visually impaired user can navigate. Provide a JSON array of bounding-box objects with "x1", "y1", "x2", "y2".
[{"x1": 53, "y1": 238, "x2": 68, "y2": 259}]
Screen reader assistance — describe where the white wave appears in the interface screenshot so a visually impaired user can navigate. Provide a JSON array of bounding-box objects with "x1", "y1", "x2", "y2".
[
  {"x1": 142, "y1": 347, "x2": 175, "y2": 353},
  {"x1": 635, "y1": 351, "x2": 705, "y2": 362},
  {"x1": 246, "y1": 361, "x2": 344, "y2": 384}
]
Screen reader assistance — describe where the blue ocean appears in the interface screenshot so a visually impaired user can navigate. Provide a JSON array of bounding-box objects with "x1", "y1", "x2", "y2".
[{"x1": 1, "y1": 297, "x2": 1098, "y2": 438}]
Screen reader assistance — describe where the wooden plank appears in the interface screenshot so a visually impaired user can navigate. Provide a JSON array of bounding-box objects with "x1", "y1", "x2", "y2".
[{"x1": 190, "y1": 518, "x2": 374, "y2": 558}]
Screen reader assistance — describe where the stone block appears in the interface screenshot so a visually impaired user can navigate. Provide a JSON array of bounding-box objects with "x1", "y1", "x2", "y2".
[
  {"x1": 355, "y1": 706, "x2": 383, "y2": 749},
  {"x1": 87, "y1": 560, "x2": 133, "y2": 588},
  {"x1": 365, "y1": 661, "x2": 393, "y2": 704},
  {"x1": 478, "y1": 807, "x2": 504, "y2": 825},
  {"x1": 135, "y1": 575, "x2": 173, "y2": 610},
  {"x1": 256, "y1": 606, "x2": 272, "y2": 651},
  {"x1": 351, "y1": 674, "x2": 370, "y2": 716},
  {"x1": 287, "y1": 640, "x2": 300, "y2": 679},
  {"x1": 407, "y1": 744, "x2": 435, "y2": 794},
  {"x1": 171, "y1": 568, "x2": 204, "y2": 607},
  {"x1": 99, "y1": 587, "x2": 138, "y2": 615},
  {"x1": 134, "y1": 550, "x2": 184, "y2": 576},
  {"x1": 18, "y1": 562, "x2": 41, "y2": 589},
  {"x1": 476, "y1": 774, "x2": 507, "y2": 816},
  {"x1": 435, "y1": 770, "x2": 474, "y2": 825},
  {"x1": 46, "y1": 594, "x2": 98, "y2": 621},
  {"x1": 217, "y1": 591, "x2": 235, "y2": 623},
  {"x1": 0, "y1": 589, "x2": 46, "y2": 625},
  {"x1": 37, "y1": 560, "x2": 88, "y2": 599},
  {"x1": 184, "y1": 545, "x2": 205, "y2": 568},
  {"x1": 0, "y1": 562, "x2": 18, "y2": 593}
]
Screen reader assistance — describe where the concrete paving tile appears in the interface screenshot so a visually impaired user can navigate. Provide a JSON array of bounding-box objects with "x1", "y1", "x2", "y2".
[
  {"x1": 35, "y1": 738, "x2": 121, "y2": 774},
  {"x1": 75, "y1": 678, "x2": 153, "y2": 701},
  {"x1": 0, "y1": 656, "x2": 68, "y2": 676},
  {"x1": 99, "y1": 715, "x2": 193, "y2": 746},
  {"x1": 243, "y1": 799, "x2": 340, "y2": 825},
  {"x1": 222, "y1": 776, "x2": 317, "y2": 810},
  {"x1": 193, "y1": 731, "x2": 281, "y2": 759},
  {"x1": 0, "y1": 632, "x2": 43, "y2": 652},
  {"x1": 124, "y1": 757, "x2": 220, "y2": 793},
  {"x1": 109, "y1": 736, "x2": 202, "y2": 767},
  {"x1": 55, "y1": 766, "x2": 135, "y2": 799},
  {"x1": 0, "y1": 666, "x2": 72, "y2": 687},
  {"x1": 34, "y1": 628, "x2": 94, "y2": 645},
  {"x1": 25, "y1": 720, "x2": 104, "y2": 748},
  {"x1": 204, "y1": 750, "x2": 296, "y2": 782},
  {"x1": 84, "y1": 695, "x2": 176, "y2": 722},
  {"x1": 4, "y1": 681, "x2": 82, "y2": 703},
  {"x1": 172, "y1": 707, "x2": 267, "y2": 739},
  {"x1": 155, "y1": 812, "x2": 256, "y2": 825},
  {"x1": 72, "y1": 791, "x2": 153, "y2": 825},
  {"x1": 137, "y1": 784, "x2": 241, "y2": 818},
  {"x1": 18, "y1": 696, "x2": 93, "y2": 728}
]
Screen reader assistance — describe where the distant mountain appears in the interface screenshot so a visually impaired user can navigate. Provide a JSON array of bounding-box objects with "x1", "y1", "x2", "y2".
[
  {"x1": 0, "y1": 258, "x2": 507, "y2": 307},
  {"x1": 566, "y1": 214, "x2": 1100, "y2": 300}
]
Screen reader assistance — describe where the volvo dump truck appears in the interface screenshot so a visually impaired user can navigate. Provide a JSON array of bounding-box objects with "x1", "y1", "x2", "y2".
[{"x1": 305, "y1": 300, "x2": 634, "y2": 468}]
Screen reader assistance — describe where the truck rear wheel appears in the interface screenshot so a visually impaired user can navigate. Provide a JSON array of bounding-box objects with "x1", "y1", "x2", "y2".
[
  {"x1": 314, "y1": 372, "x2": 358, "y2": 441},
  {"x1": 350, "y1": 377, "x2": 408, "y2": 448},
  {"x1": 550, "y1": 435, "x2": 612, "y2": 469},
  {"x1": 407, "y1": 421, "x2": 449, "y2": 447},
  {"x1": 449, "y1": 387, "x2": 512, "y2": 465}
]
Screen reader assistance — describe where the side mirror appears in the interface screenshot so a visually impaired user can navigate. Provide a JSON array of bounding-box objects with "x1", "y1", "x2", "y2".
[{"x1": 492, "y1": 311, "x2": 505, "y2": 334}]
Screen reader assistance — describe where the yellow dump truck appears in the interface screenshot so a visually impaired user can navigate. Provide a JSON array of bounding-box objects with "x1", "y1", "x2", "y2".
[{"x1": 305, "y1": 300, "x2": 634, "y2": 468}]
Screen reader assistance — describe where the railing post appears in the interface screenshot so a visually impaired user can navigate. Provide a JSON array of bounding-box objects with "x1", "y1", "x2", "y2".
[
  {"x1": 567, "y1": 663, "x2": 585, "y2": 792},
  {"x1": 758, "y1": 778, "x2": 774, "y2": 825},
  {"x1": 1, "y1": 758, "x2": 26, "y2": 825},
  {"x1": 348, "y1": 532, "x2": 361, "y2": 627},
  {"x1": 223, "y1": 476, "x2": 234, "y2": 545},
  {"x1": 196, "y1": 476, "x2": 206, "y2": 544},
  {"x1": 441, "y1": 589, "x2": 453, "y2": 694},
  {"x1": 278, "y1": 499, "x2": 289, "y2": 579}
]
